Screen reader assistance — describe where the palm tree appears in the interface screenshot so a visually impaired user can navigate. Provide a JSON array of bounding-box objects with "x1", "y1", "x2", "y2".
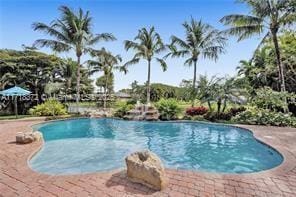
[
  {"x1": 124, "y1": 27, "x2": 167, "y2": 103},
  {"x1": 217, "y1": 77, "x2": 247, "y2": 113},
  {"x1": 166, "y1": 18, "x2": 227, "y2": 106},
  {"x1": 88, "y1": 48, "x2": 124, "y2": 109},
  {"x1": 196, "y1": 75, "x2": 220, "y2": 111},
  {"x1": 32, "y1": 6, "x2": 116, "y2": 107},
  {"x1": 62, "y1": 58, "x2": 77, "y2": 96},
  {"x1": 220, "y1": 0, "x2": 296, "y2": 93}
]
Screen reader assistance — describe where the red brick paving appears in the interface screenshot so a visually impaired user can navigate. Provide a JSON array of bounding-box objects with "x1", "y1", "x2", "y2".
[{"x1": 1, "y1": 118, "x2": 296, "y2": 197}]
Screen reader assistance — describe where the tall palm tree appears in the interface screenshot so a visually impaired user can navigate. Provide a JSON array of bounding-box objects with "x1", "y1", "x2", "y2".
[
  {"x1": 88, "y1": 48, "x2": 124, "y2": 109},
  {"x1": 124, "y1": 27, "x2": 167, "y2": 103},
  {"x1": 32, "y1": 6, "x2": 116, "y2": 107},
  {"x1": 166, "y1": 18, "x2": 227, "y2": 106},
  {"x1": 220, "y1": 0, "x2": 296, "y2": 93}
]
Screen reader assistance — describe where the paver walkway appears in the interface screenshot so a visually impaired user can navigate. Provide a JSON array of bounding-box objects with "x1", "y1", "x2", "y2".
[{"x1": 1, "y1": 118, "x2": 296, "y2": 197}]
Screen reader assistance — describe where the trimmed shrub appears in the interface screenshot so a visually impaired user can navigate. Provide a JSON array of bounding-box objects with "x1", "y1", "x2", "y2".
[
  {"x1": 155, "y1": 98, "x2": 182, "y2": 120},
  {"x1": 29, "y1": 99, "x2": 67, "y2": 116},
  {"x1": 186, "y1": 106, "x2": 208, "y2": 116}
]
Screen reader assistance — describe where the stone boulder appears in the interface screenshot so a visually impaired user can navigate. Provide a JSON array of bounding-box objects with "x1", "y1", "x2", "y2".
[
  {"x1": 125, "y1": 150, "x2": 167, "y2": 190},
  {"x1": 16, "y1": 131, "x2": 43, "y2": 144},
  {"x1": 32, "y1": 131, "x2": 43, "y2": 141}
]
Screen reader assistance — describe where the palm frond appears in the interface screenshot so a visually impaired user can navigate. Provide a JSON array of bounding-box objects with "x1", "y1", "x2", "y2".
[
  {"x1": 89, "y1": 33, "x2": 116, "y2": 45},
  {"x1": 220, "y1": 14, "x2": 263, "y2": 26},
  {"x1": 32, "y1": 22, "x2": 69, "y2": 42},
  {"x1": 155, "y1": 58, "x2": 167, "y2": 71},
  {"x1": 33, "y1": 39, "x2": 71, "y2": 52},
  {"x1": 222, "y1": 25, "x2": 264, "y2": 41},
  {"x1": 123, "y1": 58, "x2": 140, "y2": 67}
]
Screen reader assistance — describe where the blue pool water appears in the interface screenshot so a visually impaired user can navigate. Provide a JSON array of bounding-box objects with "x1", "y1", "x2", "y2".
[{"x1": 29, "y1": 118, "x2": 283, "y2": 175}]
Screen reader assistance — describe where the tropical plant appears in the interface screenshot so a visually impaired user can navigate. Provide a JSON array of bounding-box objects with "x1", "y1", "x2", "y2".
[
  {"x1": 88, "y1": 48, "x2": 124, "y2": 108},
  {"x1": 220, "y1": 0, "x2": 296, "y2": 93},
  {"x1": 124, "y1": 27, "x2": 167, "y2": 103},
  {"x1": 32, "y1": 6, "x2": 116, "y2": 107},
  {"x1": 215, "y1": 77, "x2": 247, "y2": 114},
  {"x1": 29, "y1": 99, "x2": 67, "y2": 117},
  {"x1": 196, "y1": 75, "x2": 220, "y2": 111},
  {"x1": 95, "y1": 74, "x2": 114, "y2": 94},
  {"x1": 186, "y1": 106, "x2": 208, "y2": 116},
  {"x1": 62, "y1": 58, "x2": 77, "y2": 95},
  {"x1": 113, "y1": 101, "x2": 134, "y2": 118},
  {"x1": 155, "y1": 98, "x2": 182, "y2": 120},
  {"x1": 251, "y1": 87, "x2": 294, "y2": 111},
  {"x1": 232, "y1": 107, "x2": 296, "y2": 127},
  {"x1": 166, "y1": 18, "x2": 227, "y2": 106}
]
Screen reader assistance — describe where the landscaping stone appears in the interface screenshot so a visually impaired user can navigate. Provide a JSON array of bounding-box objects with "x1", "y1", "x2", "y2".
[
  {"x1": 16, "y1": 131, "x2": 43, "y2": 144},
  {"x1": 125, "y1": 150, "x2": 167, "y2": 190},
  {"x1": 32, "y1": 131, "x2": 43, "y2": 141}
]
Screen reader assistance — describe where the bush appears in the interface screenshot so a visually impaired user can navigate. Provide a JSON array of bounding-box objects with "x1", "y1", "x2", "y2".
[
  {"x1": 232, "y1": 108, "x2": 296, "y2": 127},
  {"x1": 204, "y1": 112, "x2": 232, "y2": 121},
  {"x1": 113, "y1": 101, "x2": 134, "y2": 118},
  {"x1": 155, "y1": 98, "x2": 182, "y2": 120},
  {"x1": 229, "y1": 106, "x2": 246, "y2": 116},
  {"x1": 29, "y1": 99, "x2": 67, "y2": 116},
  {"x1": 186, "y1": 106, "x2": 208, "y2": 116},
  {"x1": 252, "y1": 87, "x2": 293, "y2": 111}
]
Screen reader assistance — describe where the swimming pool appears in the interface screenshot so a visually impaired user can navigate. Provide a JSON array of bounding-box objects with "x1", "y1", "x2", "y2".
[{"x1": 29, "y1": 118, "x2": 283, "y2": 175}]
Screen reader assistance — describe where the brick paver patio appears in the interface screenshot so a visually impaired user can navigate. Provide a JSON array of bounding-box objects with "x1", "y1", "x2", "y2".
[{"x1": 1, "y1": 118, "x2": 296, "y2": 197}]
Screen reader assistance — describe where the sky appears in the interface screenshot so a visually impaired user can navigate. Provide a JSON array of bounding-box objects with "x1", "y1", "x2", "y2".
[{"x1": 0, "y1": 0, "x2": 264, "y2": 91}]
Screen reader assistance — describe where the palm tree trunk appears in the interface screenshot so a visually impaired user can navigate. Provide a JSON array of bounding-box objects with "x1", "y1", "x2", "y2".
[
  {"x1": 271, "y1": 29, "x2": 288, "y2": 112},
  {"x1": 207, "y1": 100, "x2": 212, "y2": 111},
  {"x1": 76, "y1": 55, "x2": 81, "y2": 112},
  {"x1": 222, "y1": 98, "x2": 227, "y2": 112},
  {"x1": 271, "y1": 30, "x2": 286, "y2": 92},
  {"x1": 35, "y1": 87, "x2": 39, "y2": 105},
  {"x1": 191, "y1": 60, "x2": 197, "y2": 107},
  {"x1": 217, "y1": 98, "x2": 222, "y2": 115},
  {"x1": 147, "y1": 60, "x2": 151, "y2": 104},
  {"x1": 104, "y1": 73, "x2": 108, "y2": 110},
  {"x1": 66, "y1": 79, "x2": 71, "y2": 102}
]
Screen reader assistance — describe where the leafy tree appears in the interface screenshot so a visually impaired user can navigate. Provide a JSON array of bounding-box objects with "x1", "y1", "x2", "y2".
[
  {"x1": 166, "y1": 18, "x2": 227, "y2": 106},
  {"x1": 124, "y1": 27, "x2": 167, "y2": 103},
  {"x1": 0, "y1": 49, "x2": 63, "y2": 99},
  {"x1": 237, "y1": 31, "x2": 296, "y2": 93},
  {"x1": 220, "y1": 0, "x2": 296, "y2": 93},
  {"x1": 32, "y1": 6, "x2": 115, "y2": 107}
]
